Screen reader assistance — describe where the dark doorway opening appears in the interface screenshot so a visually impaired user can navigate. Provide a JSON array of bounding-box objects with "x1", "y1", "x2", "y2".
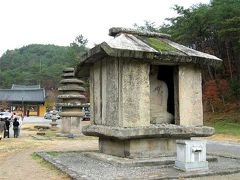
[{"x1": 157, "y1": 65, "x2": 175, "y2": 121}]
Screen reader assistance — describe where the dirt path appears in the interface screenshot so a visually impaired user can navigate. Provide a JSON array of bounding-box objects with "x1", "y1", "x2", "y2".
[
  {"x1": 0, "y1": 125, "x2": 240, "y2": 180},
  {"x1": 0, "y1": 129, "x2": 98, "y2": 180}
]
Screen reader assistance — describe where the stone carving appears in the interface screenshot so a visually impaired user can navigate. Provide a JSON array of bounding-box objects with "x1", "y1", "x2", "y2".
[{"x1": 150, "y1": 66, "x2": 173, "y2": 124}]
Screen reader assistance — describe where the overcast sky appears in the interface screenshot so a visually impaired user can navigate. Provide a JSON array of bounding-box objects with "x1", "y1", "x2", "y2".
[{"x1": 0, "y1": 0, "x2": 210, "y2": 56}]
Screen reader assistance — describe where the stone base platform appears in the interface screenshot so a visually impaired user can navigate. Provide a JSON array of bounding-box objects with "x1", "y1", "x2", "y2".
[
  {"x1": 82, "y1": 151, "x2": 217, "y2": 167},
  {"x1": 99, "y1": 138, "x2": 177, "y2": 158},
  {"x1": 82, "y1": 124, "x2": 215, "y2": 140},
  {"x1": 83, "y1": 124, "x2": 214, "y2": 158},
  {"x1": 37, "y1": 151, "x2": 240, "y2": 180}
]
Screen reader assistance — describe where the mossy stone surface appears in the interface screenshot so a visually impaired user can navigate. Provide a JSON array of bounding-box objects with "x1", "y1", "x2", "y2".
[{"x1": 140, "y1": 37, "x2": 176, "y2": 51}]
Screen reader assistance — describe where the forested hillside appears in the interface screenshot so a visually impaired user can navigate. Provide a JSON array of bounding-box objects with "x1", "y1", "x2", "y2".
[
  {"x1": 0, "y1": 35, "x2": 88, "y2": 89},
  {"x1": 136, "y1": 0, "x2": 240, "y2": 112}
]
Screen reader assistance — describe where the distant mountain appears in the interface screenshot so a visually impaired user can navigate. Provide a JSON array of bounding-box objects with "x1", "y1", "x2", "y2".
[{"x1": 0, "y1": 44, "x2": 87, "y2": 89}]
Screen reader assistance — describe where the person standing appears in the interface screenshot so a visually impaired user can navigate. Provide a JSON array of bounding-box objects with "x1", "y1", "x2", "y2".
[
  {"x1": 11, "y1": 112, "x2": 17, "y2": 121},
  {"x1": 17, "y1": 117, "x2": 22, "y2": 137},
  {"x1": 4, "y1": 117, "x2": 10, "y2": 138},
  {"x1": 13, "y1": 118, "x2": 19, "y2": 138},
  {"x1": 21, "y1": 111, "x2": 25, "y2": 121},
  {"x1": 0, "y1": 118, "x2": 6, "y2": 140}
]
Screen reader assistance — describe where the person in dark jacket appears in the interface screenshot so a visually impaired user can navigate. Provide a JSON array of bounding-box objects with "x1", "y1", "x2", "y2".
[
  {"x1": 4, "y1": 117, "x2": 10, "y2": 138},
  {"x1": 13, "y1": 118, "x2": 19, "y2": 138},
  {"x1": 0, "y1": 118, "x2": 6, "y2": 140}
]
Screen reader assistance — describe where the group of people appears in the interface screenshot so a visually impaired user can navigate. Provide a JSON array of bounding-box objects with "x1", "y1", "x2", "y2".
[{"x1": 0, "y1": 112, "x2": 23, "y2": 140}]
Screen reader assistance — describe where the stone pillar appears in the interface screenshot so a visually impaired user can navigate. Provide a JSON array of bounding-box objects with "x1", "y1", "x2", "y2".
[
  {"x1": 178, "y1": 65, "x2": 203, "y2": 126},
  {"x1": 58, "y1": 68, "x2": 85, "y2": 137}
]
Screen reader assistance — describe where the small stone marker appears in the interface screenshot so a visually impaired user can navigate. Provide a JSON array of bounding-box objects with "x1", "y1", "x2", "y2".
[{"x1": 175, "y1": 140, "x2": 208, "y2": 171}]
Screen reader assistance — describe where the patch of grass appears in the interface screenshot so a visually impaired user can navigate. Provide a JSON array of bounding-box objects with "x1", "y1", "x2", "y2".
[
  {"x1": 22, "y1": 124, "x2": 51, "y2": 131},
  {"x1": 32, "y1": 153, "x2": 69, "y2": 179},
  {"x1": 47, "y1": 151, "x2": 64, "y2": 156},
  {"x1": 205, "y1": 121, "x2": 240, "y2": 136},
  {"x1": 205, "y1": 112, "x2": 240, "y2": 136},
  {"x1": 205, "y1": 112, "x2": 240, "y2": 123},
  {"x1": 44, "y1": 129, "x2": 60, "y2": 137},
  {"x1": 32, "y1": 152, "x2": 42, "y2": 160}
]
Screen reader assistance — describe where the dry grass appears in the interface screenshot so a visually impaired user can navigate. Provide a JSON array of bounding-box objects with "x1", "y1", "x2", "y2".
[
  {"x1": 21, "y1": 124, "x2": 51, "y2": 131},
  {"x1": 0, "y1": 137, "x2": 43, "y2": 159},
  {"x1": 205, "y1": 134, "x2": 240, "y2": 143}
]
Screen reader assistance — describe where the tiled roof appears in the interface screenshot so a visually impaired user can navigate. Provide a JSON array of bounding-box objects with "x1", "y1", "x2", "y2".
[
  {"x1": 76, "y1": 27, "x2": 222, "y2": 77},
  {"x1": 0, "y1": 85, "x2": 45, "y2": 102},
  {"x1": 11, "y1": 84, "x2": 41, "y2": 90}
]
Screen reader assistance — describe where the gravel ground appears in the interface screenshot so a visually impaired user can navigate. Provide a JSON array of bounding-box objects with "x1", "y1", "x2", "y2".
[{"x1": 39, "y1": 151, "x2": 240, "y2": 180}]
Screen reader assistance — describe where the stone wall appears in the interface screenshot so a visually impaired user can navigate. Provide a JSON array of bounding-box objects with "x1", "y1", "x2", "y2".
[{"x1": 90, "y1": 58, "x2": 150, "y2": 128}]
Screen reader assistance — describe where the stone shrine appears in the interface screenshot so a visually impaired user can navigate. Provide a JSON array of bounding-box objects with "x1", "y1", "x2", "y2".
[
  {"x1": 58, "y1": 68, "x2": 85, "y2": 137},
  {"x1": 75, "y1": 27, "x2": 222, "y2": 159}
]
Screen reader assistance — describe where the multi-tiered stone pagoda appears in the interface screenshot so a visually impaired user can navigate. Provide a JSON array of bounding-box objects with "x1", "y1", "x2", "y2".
[{"x1": 58, "y1": 68, "x2": 85, "y2": 137}]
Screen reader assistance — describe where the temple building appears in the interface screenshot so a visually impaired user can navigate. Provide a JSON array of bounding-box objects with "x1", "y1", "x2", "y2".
[{"x1": 0, "y1": 84, "x2": 46, "y2": 116}]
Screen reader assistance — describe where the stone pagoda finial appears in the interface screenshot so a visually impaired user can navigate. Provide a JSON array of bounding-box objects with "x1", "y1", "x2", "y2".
[{"x1": 57, "y1": 67, "x2": 86, "y2": 137}]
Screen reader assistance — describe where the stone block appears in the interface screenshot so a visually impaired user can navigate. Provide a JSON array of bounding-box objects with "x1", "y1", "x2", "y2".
[
  {"x1": 178, "y1": 65, "x2": 203, "y2": 126},
  {"x1": 102, "y1": 58, "x2": 120, "y2": 126},
  {"x1": 61, "y1": 117, "x2": 71, "y2": 133},
  {"x1": 120, "y1": 60, "x2": 150, "y2": 127},
  {"x1": 71, "y1": 117, "x2": 81, "y2": 129},
  {"x1": 175, "y1": 140, "x2": 208, "y2": 171},
  {"x1": 99, "y1": 138, "x2": 126, "y2": 157},
  {"x1": 99, "y1": 138, "x2": 176, "y2": 158}
]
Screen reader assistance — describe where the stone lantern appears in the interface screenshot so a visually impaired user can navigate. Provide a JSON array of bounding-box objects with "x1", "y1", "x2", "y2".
[
  {"x1": 58, "y1": 68, "x2": 86, "y2": 137},
  {"x1": 75, "y1": 28, "x2": 222, "y2": 160},
  {"x1": 50, "y1": 106, "x2": 58, "y2": 128}
]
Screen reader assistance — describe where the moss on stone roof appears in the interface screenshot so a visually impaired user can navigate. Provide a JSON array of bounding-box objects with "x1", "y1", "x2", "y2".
[{"x1": 140, "y1": 37, "x2": 176, "y2": 52}]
